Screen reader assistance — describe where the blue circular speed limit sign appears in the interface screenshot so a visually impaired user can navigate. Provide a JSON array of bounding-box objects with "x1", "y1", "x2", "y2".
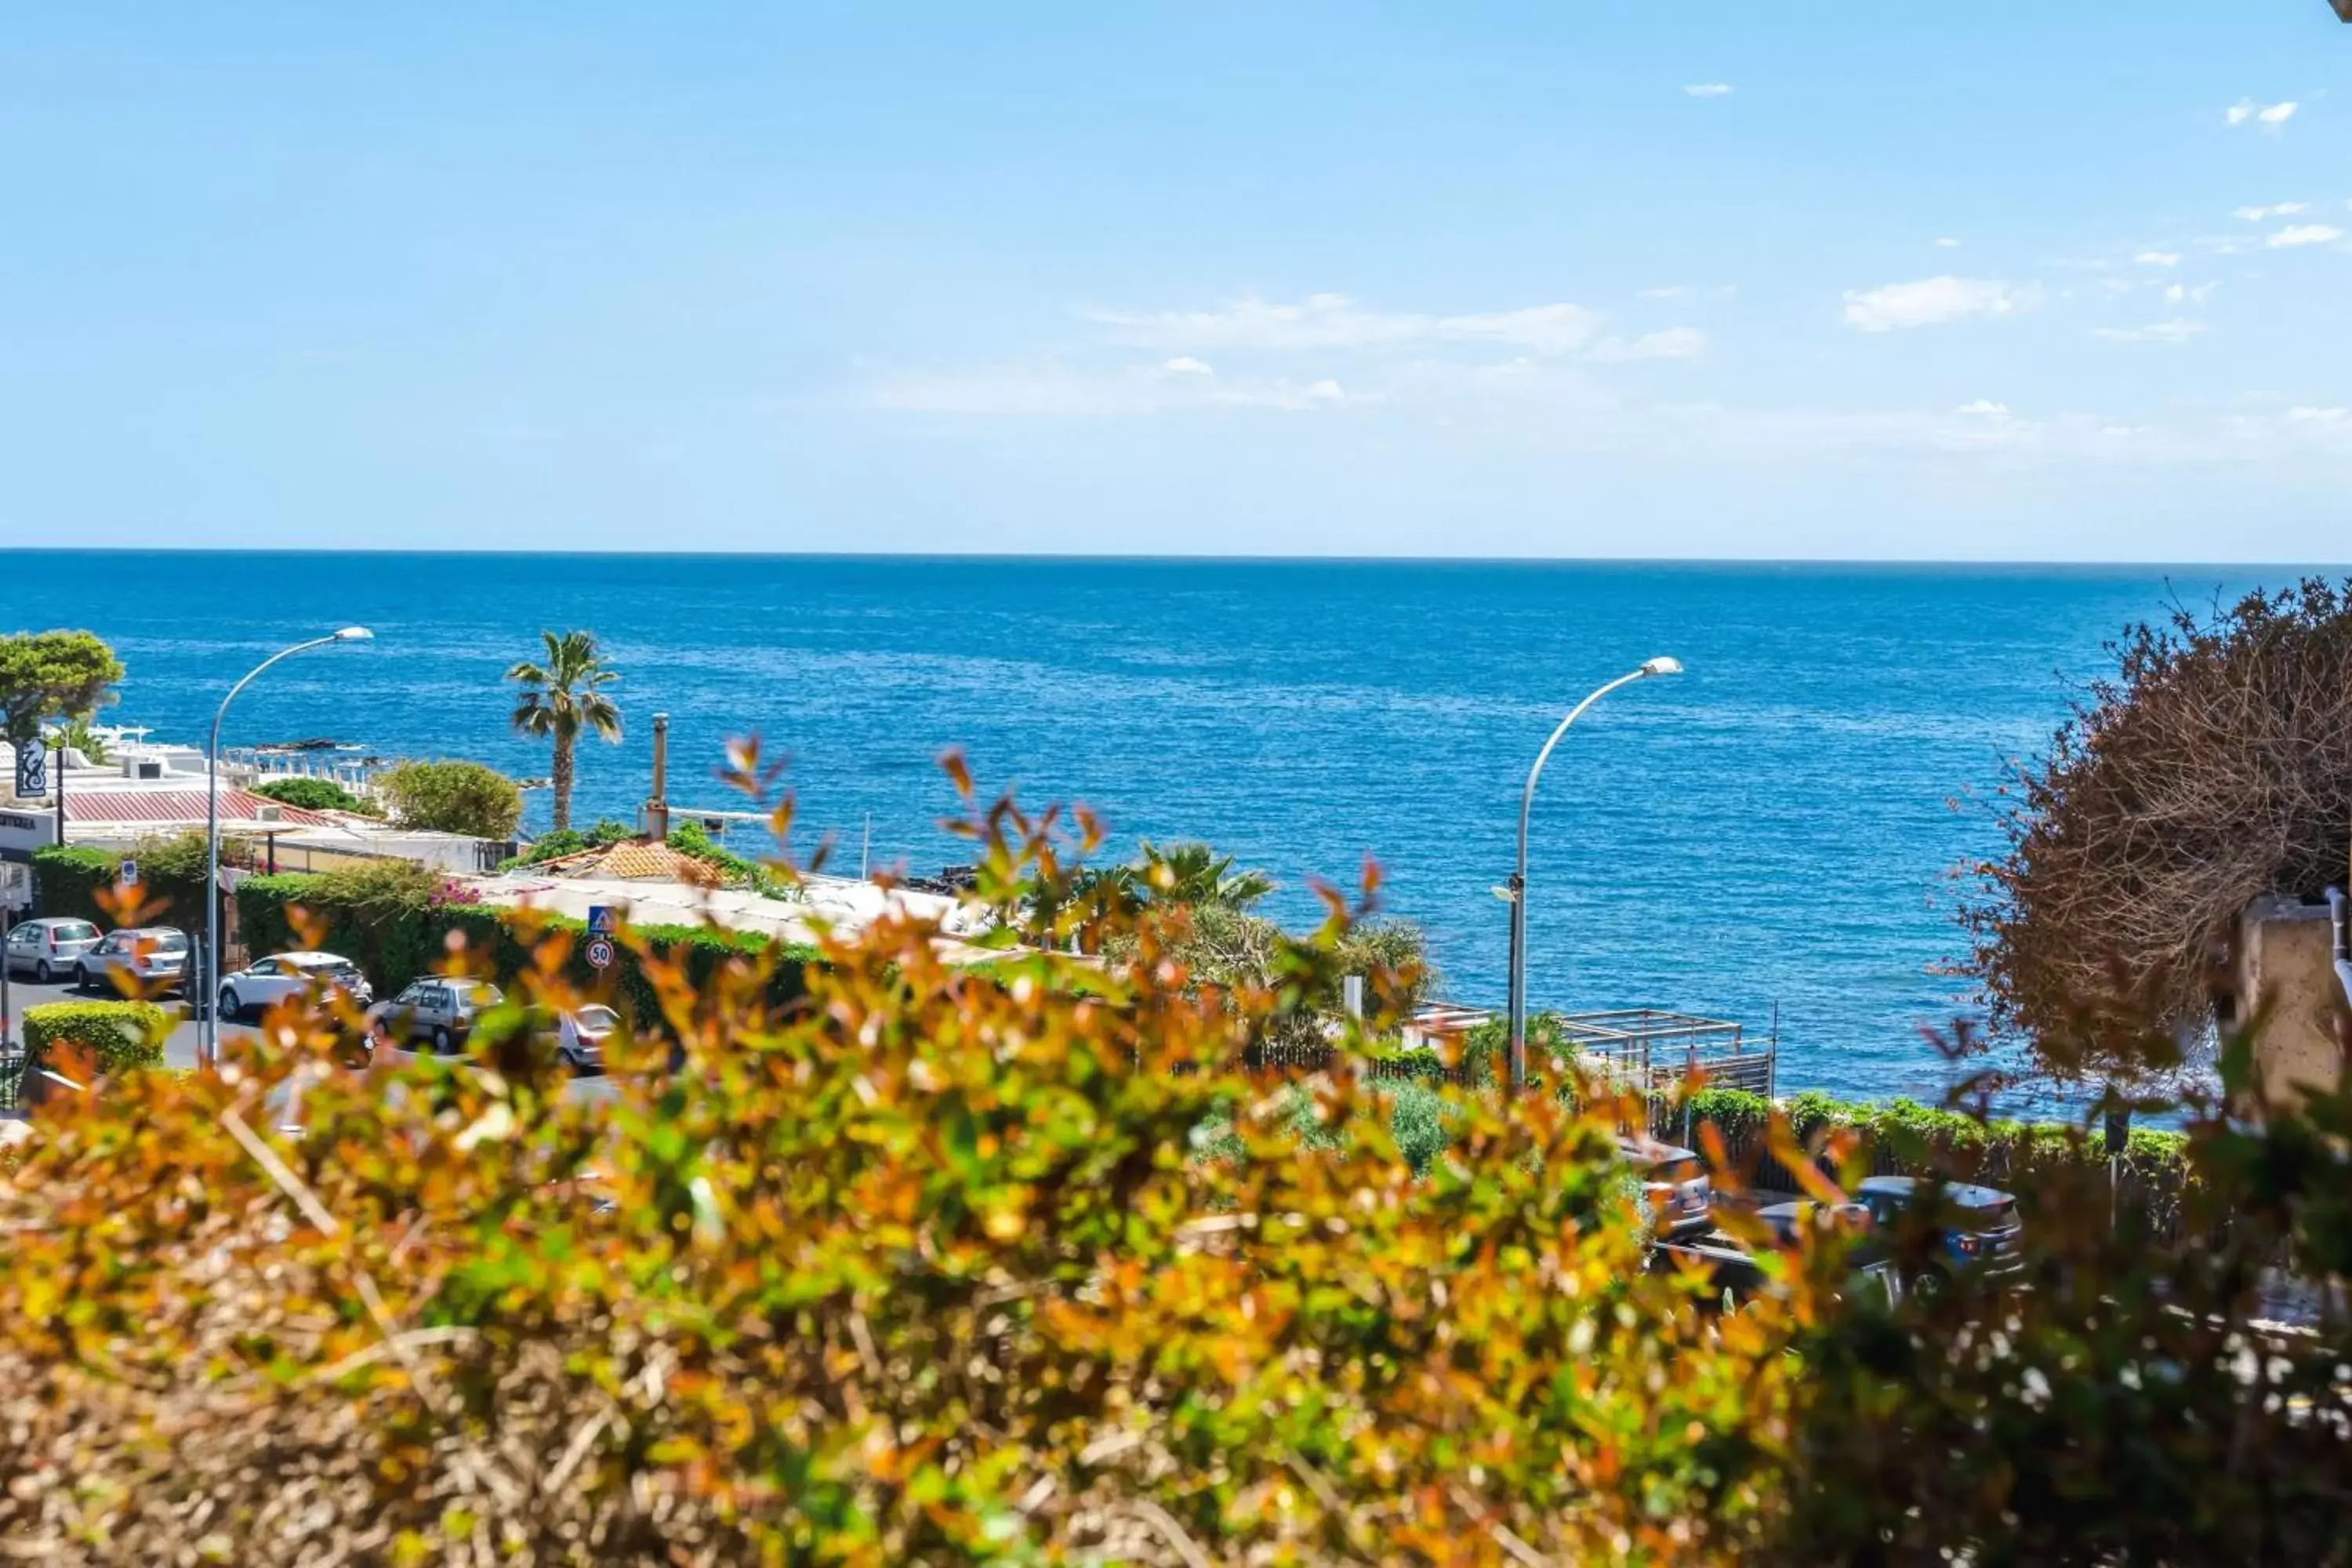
[{"x1": 584, "y1": 936, "x2": 616, "y2": 971}]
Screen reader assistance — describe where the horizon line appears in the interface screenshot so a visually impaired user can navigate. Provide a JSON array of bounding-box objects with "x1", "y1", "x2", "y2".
[{"x1": 3, "y1": 545, "x2": 2347, "y2": 572}]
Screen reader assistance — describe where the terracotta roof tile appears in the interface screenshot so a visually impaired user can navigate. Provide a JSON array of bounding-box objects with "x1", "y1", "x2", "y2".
[{"x1": 538, "y1": 839, "x2": 723, "y2": 885}]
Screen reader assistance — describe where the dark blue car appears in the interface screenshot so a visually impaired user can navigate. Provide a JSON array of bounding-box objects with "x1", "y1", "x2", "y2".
[{"x1": 1854, "y1": 1174, "x2": 2024, "y2": 1291}]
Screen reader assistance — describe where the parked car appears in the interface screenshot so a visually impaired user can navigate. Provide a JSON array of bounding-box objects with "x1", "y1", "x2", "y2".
[
  {"x1": 216, "y1": 951, "x2": 373, "y2": 1021},
  {"x1": 4, "y1": 917, "x2": 103, "y2": 982},
  {"x1": 1617, "y1": 1134, "x2": 1713, "y2": 1237},
  {"x1": 1853, "y1": 1174, "x2": 2024, "y2": 1290},
  {"x1": 1657, "y1": 1214, "x2": 1906, "y2": 1311},
  {"x1": 365, "y1": 978, "x2": 506, "y2": 1058},
  {"x1": 75, "y1": 926, "x2": 190, "y2": 995},
  {"x1": 1753, "y1": 1197, "x2": 1875, "y2": 1246},
  {"x1": 553, "y1": 1004, "x2": 619, "y2": 1075}
]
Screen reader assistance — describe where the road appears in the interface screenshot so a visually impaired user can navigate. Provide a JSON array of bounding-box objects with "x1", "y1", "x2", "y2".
[
  {"x1": 2, "y1": 973, "x2": 619, "y2": 1113},
  {"x1": 2, "y1": 975, "x2": 257, "y2": 1069}
]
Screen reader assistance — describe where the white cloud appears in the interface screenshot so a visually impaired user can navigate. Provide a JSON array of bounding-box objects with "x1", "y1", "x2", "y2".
[
  {"x1": 2225, "y1": 99, "x2": 2297, "y2": 127},
  {"x1": 2233, "y1": 201, "x2": 2310, "y2": 222},
  {"x1": 1955, "y1": 400, "x2": 2011, "y2": 417},
  {"x1": 2288, "y1": 406, "x2": 2349, "y2": 423},
  {"x1": 1163, "y1": 356, "x2": 1214, "y2": 376},
  {"x1": 2135, "y1": 251, "x2": 2180, "y2": 267},
  {"x1": 1682, "y1": 83, "x2": 1733, "y2": 98},
  {"x1": 1933, "y1": 237, "x2": 1962, "y2": 249},
  {"x1": 1840, "y1": 276, "x2": 2043, "y2": 332},
  {"x1": 2162, "y1": 282, "x2": 2217, "y2": 306},
  {"x1": 1086, "y1": 292, "x2": 1603, "y2": 356},
  {"x1": 2267, "y1": 223, "x2": 2343, "y2": 248},
  {"x1": 1588, "y1": 327, "x2": 1709, "y2": 362},
  {"x1": 2092, "y1": 319, "x2": 2210, "y2": 344},
  {"x1": 869, "y1": 360, "x2": 1367, "y2": 416}
]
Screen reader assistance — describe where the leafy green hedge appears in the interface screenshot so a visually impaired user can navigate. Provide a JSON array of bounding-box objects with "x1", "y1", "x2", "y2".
[
  {"x1": 1352, "y1": 1025, "x2": 2194, "y2": 1216},
  {"x1": 232, "y1": 869, "x2": 815, "y2": 1022},
  {"x1": 1655, "y1": 1084, "x2": 2194, "y2": 1235},
  {"x1": 32, "y1": 837, "x2": 218, "y2": 933},
  {"x1": 252, "y1": 776, "x2": 376, "y2": 815},
  {"x1": 503, "y1": 818, "x2": 635, "y2": 869},
  {"x1": 23, "y1": 1000, "x2": 169, "y2": 1077},
  {"x1": 1426, "y1": 1012, "x2": 2195, "y2": 1201},
  {"x1": 1677, "y1": 1085, "x2": 2188, "y2": 1167}
]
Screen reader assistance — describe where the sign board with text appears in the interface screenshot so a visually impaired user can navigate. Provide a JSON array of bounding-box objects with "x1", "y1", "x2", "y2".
[{"x1": 584, "y1": 936, "x2": 616, "y2": 971}]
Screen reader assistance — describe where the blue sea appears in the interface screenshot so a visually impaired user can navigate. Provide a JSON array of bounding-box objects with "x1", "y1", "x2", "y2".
[{"x1": 0, "y1": 551, "x2": 2300, "y2": 1102}]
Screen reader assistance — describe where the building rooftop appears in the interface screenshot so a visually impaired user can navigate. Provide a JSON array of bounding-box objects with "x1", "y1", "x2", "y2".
[
  {"x1": 463, "y1": 866, "x2": 1001, "y2": 964},
  {"x1": 59, "y1": 788, "x2": 334, "y2": 833}
]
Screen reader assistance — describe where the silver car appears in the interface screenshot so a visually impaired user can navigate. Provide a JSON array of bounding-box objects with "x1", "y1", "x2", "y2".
[
  {"x1": 4, "y1": 917, "x2": 103, "y2": 982},
  {"x1": 365, "y1": 978, "x2": 506, "y2": 1059},
  {"x1": 1617, "y1": 1134, "x2": 1715, "y2": 1238},
  {"x1": 75, "y1": 926, "x2": 191, "y2": 995}
]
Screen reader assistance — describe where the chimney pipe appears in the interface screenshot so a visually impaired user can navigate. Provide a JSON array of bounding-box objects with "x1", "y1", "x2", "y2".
[{"x1": 647, "y1": 713, "x2": 670, "y2": 842}]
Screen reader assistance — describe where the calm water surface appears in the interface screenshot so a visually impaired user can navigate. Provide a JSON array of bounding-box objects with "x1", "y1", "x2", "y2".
[{"x1": 0, "y1": 551, "x2": 2295, "y2": 1101}]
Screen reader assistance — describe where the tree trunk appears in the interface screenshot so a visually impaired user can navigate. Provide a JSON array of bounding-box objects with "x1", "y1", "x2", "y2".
[{"x1": 551, "y1": 732, "x2": 575, "y2": 833}]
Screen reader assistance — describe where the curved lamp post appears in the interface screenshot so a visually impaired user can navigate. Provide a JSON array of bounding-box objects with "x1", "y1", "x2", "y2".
[
  {"x1": 201, "y1": 627, "x2": 373, "y2": 1066},
  {"x1": 1504, "y1": 655, "x2": 1682, "y2": 1093}
]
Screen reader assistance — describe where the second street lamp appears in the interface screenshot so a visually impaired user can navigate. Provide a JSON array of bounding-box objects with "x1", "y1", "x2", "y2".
[
  {"x1": 201, "y1": 626, "x2": 375, "y2": 1066},
  {"x1": 1504, "y1": 656, "x2": 1682, "y2": 1094}
]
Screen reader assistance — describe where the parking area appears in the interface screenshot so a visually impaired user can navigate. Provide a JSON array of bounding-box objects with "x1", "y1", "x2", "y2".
[{"x1": 2, "y1": 976, "x2": 257, "y2": 1070}]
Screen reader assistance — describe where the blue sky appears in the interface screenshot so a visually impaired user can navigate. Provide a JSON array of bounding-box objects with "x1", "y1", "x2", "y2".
[{"x1": 3, "y1": 2, "x2": 2347, "y2": 560}]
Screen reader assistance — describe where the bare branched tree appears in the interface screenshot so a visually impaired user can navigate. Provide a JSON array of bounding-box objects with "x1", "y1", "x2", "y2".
[{"x1": 1963, "y1": 576, "x2": 2352, "y2": 1079}]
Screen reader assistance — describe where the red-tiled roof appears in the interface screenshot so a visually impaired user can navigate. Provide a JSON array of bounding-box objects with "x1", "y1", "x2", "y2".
[
  {"x1": 538, "y1": 839, "x2": 724, "y2": 884},
  {"x1": 60, "y1": 789, "x2": 332, "y2": 829}
]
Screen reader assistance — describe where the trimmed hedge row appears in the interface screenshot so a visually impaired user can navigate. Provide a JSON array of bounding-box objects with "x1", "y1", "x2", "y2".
[
  {"x1": 1669, "y1": 1084, "x2": 2187, "y2": 1167},
  {"x1": 1659, "y1": 1084, "x2": 2194, "y2": 1236},
  {"x1": 31, "y1": 841, "x2": 213, "y2": 934},
  {"x1": 23, "y1": 1000, "x2": 170, "y2": 1077},
  {"x1": 231, "y1": 872, "x2": 816, "y2": 1021}
]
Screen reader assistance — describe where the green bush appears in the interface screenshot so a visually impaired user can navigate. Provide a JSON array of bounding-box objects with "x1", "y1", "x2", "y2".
[
  {"x1": 1656, "y1": 1082, "x2": 2193, "y2": 1222},
  {"x1": 376, "y1": 759, "x2": 522, "y2": 839},
  {"x1": 32, "y1": 833, "x2": 231, "y2": 932},
  {"x1": 503, "y1": 818, "x2": 634, "y2": 869},
  {"x1": 22, "y1": 1000, "x2": 169, "y2": 1076},
  {"x1": 1386, "y1": 1079, "x2": 1460, "y2": 1174},
  {"x1": 251, "y1": 776, "x2": 376, "y2": 815}
]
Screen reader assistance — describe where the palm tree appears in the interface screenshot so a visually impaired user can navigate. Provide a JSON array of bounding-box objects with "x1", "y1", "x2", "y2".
[
  {"x1": 49, "y1": 717, "x2": 109, "y2": 765},
  {"x1": 1136, "y1": 840, "x2": 1274, "y2": 909},
  {"x1": 506, "y1": 630, "x2": 623, "y2": 833}
]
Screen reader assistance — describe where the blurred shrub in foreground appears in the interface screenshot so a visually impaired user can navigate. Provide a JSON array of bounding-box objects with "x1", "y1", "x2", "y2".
[{"x1": 0, "y1": 762, "x2": 2347, "y2": 1564}]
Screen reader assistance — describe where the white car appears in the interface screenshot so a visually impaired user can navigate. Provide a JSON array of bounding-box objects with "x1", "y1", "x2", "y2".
[
  {"x1": 76, "y1": 926, "x2": 191, "y2": 995},
  {"x1": 4, "y1": 917, "x2": 103, "y2": 982},
  {"x1": 554, "y1": 1004, "x2": 619, "y2": 1074},
  {"x1": 216, "y1": 951, "x2": 373, "y2": 1021}
]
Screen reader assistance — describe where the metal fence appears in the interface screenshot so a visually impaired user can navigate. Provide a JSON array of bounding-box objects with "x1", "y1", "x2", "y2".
[{"x1": 1556, "y1": 1009, "x2": 1776, "y2": 1099}]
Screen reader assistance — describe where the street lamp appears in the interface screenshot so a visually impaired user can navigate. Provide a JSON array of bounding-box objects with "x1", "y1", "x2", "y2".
[
  {"x1": 1504, "y1": 655, "x2": 1682, "y2": 1093},
  {"x1": 201, "y1": 627, "x2": 373, "y2": 1066}
]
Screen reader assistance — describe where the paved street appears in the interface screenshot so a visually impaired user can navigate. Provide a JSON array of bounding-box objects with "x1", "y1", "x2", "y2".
[
  {"x1": 2, "y1": 975, "x2": 256, "y2": 1069},
  {"x1": 3, "y1": 975, "x2": 619, "y2": 1114}
]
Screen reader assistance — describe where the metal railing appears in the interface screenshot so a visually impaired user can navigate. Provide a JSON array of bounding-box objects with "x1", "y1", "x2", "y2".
[{"x1": 1555, "y1": 1009, "x2": 1775, "y2": 1099}]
